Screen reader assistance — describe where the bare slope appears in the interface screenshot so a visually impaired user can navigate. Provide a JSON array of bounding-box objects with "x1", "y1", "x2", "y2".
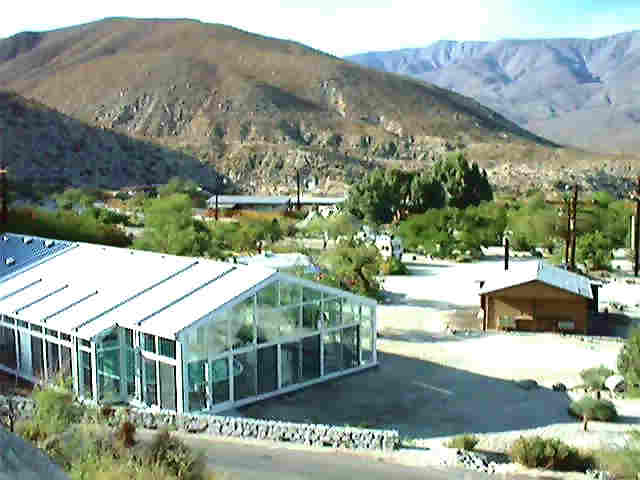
[
  {"x1": 348, "y1": 32, "x2": 640, "y2": 154},
  {"x1": 0, "y1": 18, "x2": 637, "y2": 194},
  {"x1": 0, "y1": 90, "x2": 221, "y2": 189}
]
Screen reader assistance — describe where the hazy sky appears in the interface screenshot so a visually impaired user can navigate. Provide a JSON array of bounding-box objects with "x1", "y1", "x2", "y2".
[{"x1": 1, "y1": 0, "x2": 639, "y2": 56}]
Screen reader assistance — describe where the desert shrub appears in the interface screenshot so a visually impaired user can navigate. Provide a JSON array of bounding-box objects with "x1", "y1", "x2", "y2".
[
  {"x1": 16, "y1": 419, "x2": 47, "y2": 443},
  {"x1": 380, "y1": 256, "x2": 409, "y2": 275},
  {"x1": 580, "y1": 365, "x2": 615, "y2": 391},
  {"x1": 146, "y1": 429, "x2": 205, "y2": 480},
  {"x1": 593, "y1": 429, "x2": 640, "y2": 479},
  {"x1": 32, "y1": 388, "x2": 80, "y2": 435},
  {"x1": 510, "y1": 436, "x2": 594, "y2": 471},
  {"x1": 116, "y1": 420, "x2": 137, "y2": 448},
  {"x1": 618, "y1": 328, "x2": 640, "y2": 394},
  {"x1": 569, "y1": 397, "x2": 618, "y2": 422},
  {"x1": 445, "y1": 434, "x2": 479, "y2": 451}
]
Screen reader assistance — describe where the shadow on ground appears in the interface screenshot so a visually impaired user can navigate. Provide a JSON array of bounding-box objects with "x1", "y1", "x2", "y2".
[{"x1": 238, "y1": 351, "x2": 610, "y2": 440}]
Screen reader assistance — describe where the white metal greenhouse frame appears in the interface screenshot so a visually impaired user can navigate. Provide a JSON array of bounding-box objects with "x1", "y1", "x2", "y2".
[{"x1": 0, "y1": 234, "x2": 378, "y2": 414}]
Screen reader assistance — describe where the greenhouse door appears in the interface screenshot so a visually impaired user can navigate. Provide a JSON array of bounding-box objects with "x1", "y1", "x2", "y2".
[{"x1": 18, "y1": 331, "x2": 32, "y2": 378}]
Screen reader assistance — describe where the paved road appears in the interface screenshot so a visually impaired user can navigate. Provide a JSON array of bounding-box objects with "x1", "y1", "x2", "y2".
[{"x1": 150, "y1": 433, "x2": 548, "y2": 480}]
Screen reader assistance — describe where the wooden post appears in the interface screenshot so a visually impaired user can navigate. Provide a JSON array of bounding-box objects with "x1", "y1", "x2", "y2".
[
  {"x1": 635, "y1": 177, "x2": 640, "y2": 277},
  {"x1": 570, "y1": 184, "x2": 579, "y2": 271},
  {"x1": 503, "y1": 236, "x2": 509, "y2": 271},
  {"x1": 0, "y1": 131, "x2": 7, "y2": 226},
  {"x1": 215, "y1": 192, "x2": 219, "y2": 222},
  {"x1": 296, "y1": 169, "x2": 301, "y2": 210},
  {"x1": 565, "y1": 195, "x2": 570, "y2": 266}
]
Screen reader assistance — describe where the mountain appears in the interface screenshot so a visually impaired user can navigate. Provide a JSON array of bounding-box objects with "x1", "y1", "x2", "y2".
[
  {"x1": 0, "y1": 90, "x2": 221, "y2": 189},
  {"x1": 347, "y1": 31, "x2": 640, "y2": 154},
  {"x1": 0, "y1": 18, "x2": 637, "y2": 195}
]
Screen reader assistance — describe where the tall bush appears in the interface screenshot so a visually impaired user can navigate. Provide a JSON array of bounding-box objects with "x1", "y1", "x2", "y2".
[
  {"x1": 510, "y1": 436, "x2": 594, "y2": 472},
  {"x1": 618, "y1": 328, "x2": 640, "y2": 395}
]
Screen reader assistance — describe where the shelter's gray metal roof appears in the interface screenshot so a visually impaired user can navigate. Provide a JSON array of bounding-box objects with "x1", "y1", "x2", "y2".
[
  {"x1": 207, "y1": 195, "x2": 291, "y2": 206},
  {"x1": 479, "y1": 261, "x2": 594, "y2": 299},
  {"x1": 0, "y1": 233, "x2": 73, "y2": 281}
]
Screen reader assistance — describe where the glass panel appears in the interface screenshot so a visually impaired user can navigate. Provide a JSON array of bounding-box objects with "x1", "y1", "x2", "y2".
[
  {"x1": 257, "y1": 307, "x2": 279, "y2": 344},
  {"x1": 211, "y1": 357, "x2": 231, "y2": 405},
  {"x1": 341, "y1": 326, "x2": 359, "y2": 370},
  {"x1": 281, "y1": 341, "x2": 301, "y2": 388},
  {"x1": 301, "y1": 335, "x2": 321, "y2": 381},
  {"x1": 124, "y1": 328, "x2": 133, "y2": 347},
  {"x1": 0, "y1": 326, "x2": 17, "y2": 370},
  {"x1": 143, "y1": 358, "x2": 158, "y2": 406},
  {"x1": 233, "y1": 350, "x2": 257, "y2": 401},
  {"x1": 342, "y1": 301, "x2": 359, "y2": 325},
  {"x1": 322, "y1": 298, "x2": 341, "y2": 328},
  {"x1": 230, "y1": 297, "x2": 255, "y2": 349},
  {"x1": 159, "y1": 338, "x2": 176, "y2": 359},
  {"x1": 302, "y1": 286, "x2": 322, "y2": 303},
  {"x1": 17, "y1": 320, "x2": 28, "y2": 329},
  {"x1": 126, "y1": 348, "x2": 136, "y2": 398},
  {"x1": 302, "y1": 302, "x2": 322, "y2": 334},
  {"x1": 279, "y1": 282, "x2": 301, "y2": 306},
  {"x1": 80, "y1": 339, "x2": 91, "y2": 348},
  {"x1": 208, "y1": 315, "x2": 229, "y2": 356},
  {"x1": 60, "y1": 345, "x2": 72, "y2": 380},
  {"x1": 60, "y1": 333, "x2": 71, "y2": 342},
  {"x1": 159, "y1": 362, "x2": 176, "y2": 411},
  {"x1": 19, "y1": 331, "x2": 32, "y2": 377},
  {"x1": 80, "y1": 350, "x2": 93, "y2": 400},
  {"x1": 46, "y1": 329, "x2": 58, "y2": 337},
  {"x1": 142, "y1": 333, "x2": 156, "y2": 353},
  {"x1": 31, "y1": 336, "x2": 44, "y2": 380},
  {"x1": 360, "y1": 317, "x2": 374, "y2": 365},
  {"x1": 31, "y1": 324, "x2": 42, "y2": 333},
  {"x1": 257, "y1": 345, "x2": 278, "y2": 395},
  {"x1": 256, "y1": 283, "x2": 278, "y2": 308},
  {"x1": 187, "y1": 360, "x2": 207, "y2": 411},
  {"x1": 323, "y1": 330, "x2": 341, "y2": 375},
  {"x1": 97, "y1": 329, "x2": 121, "y2": 403},
  {"x1": 278, "y1": 306, "x2": 301, "y2": 339},
  {"x1": 46, "y1": 341, "x2": 60, "y2": 379}
]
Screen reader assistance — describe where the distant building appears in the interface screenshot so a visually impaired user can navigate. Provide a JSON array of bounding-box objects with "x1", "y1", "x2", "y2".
[
  {"x1": 206, "y1": 195, "x2": 291, "y2": 212},
  {"x1": 479, "y1": 261, "x2": 599, "y2": 334}
]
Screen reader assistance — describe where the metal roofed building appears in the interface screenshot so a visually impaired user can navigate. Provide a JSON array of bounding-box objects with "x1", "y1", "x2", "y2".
[
  {"x1": 479, "y1": 261, "x2": 597, "y2": 333},
  {"x1": 0, "y1": 234, "x2": 73, "y2": 282},
  {"x1": 206, "y1": 195, "x2": 291, "y2": 211},
  {"x1": 0, "y1": 233, "x2": 377, "y2": 414}
]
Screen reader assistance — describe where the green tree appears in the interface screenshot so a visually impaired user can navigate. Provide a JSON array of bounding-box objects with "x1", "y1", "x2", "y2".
[
  {"x1": 157, "y1": 177, "x2": 199, "y2": 197},
  {"x1": 432, "y1": 151, "x2": 492, "y2": 208},
  {"x1": 54, "y1": 188, "x2": 99, "y2": 211},
  {"x1": 133, "y1": 194, "x2": 222, "y2": 258},
  {"x1": 320, "y1": 241, "x2": 383, "y2": 299},
  {"x1": 575, "y1": 231, "x2": 614, "y2": 271},
  {"x1": 345, "y1": 168, "x2": 445, "y2": 224},
  {"x1": 618, "y1": 328, "x2": 640, "y2": 395}
]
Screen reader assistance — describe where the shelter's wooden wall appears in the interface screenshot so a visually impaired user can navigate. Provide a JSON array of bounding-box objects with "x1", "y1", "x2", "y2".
[{"x1": 484, "y1": 281, "x2": 589, "y2": 333}]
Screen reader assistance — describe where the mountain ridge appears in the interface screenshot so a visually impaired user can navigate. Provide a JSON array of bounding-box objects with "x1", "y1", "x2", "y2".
[
  {"x1": 0, "y1": 18, "x2": 637, "y2": 195},
  {"x1": 347, "y1": 30, "x2": 640, "y2": 154}
]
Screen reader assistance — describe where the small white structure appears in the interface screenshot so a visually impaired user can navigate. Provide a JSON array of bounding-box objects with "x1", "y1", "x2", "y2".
[{"x1": 375, "y1": 234, "x2": 404, "y2": 260}]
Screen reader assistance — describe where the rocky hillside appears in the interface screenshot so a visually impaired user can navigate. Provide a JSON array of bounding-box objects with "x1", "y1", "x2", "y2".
[
  {"x1": 347, "y1": 31, "x2": 640, "y2": 155},
  {"x1": 0, "y1": 18, "x2": 638, "y2": 195},
  {"x1": 0, "y1": 90, "x2": 221, "y2": 189}
]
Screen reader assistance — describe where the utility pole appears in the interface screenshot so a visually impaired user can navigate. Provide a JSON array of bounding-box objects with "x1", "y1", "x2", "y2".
[
  {"x1": 631, "y1": 177, "x2": 640, "y2": 277},
  {"x1": 503, "y1": 236, "x2": 509, "y2": 271},
  {"x1": 0, "y1": 131, "x2": 7, "y2": 226},
  {"x1": 297, "y1": 169, "x2": 301, "y2": 210},
  {"x1": 570, "y1": 184, "x2": 579, "y2": 271},
  {"x1": 214, "y1": 191, "x2": 219, "y2": 221},
  {"x1": 565, "y1": 194, "x2": 571, "y2": 266}
]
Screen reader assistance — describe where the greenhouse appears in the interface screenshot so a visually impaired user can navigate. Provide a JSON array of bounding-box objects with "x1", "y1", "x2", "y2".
[{"x1": 0, "y1": 233, "x2": 377, "y2": 413}]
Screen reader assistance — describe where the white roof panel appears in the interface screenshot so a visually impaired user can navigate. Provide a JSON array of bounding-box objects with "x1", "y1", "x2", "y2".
[
  {"x1": 142, "y1": 266, "x2": 276, "y2": 338},
  {"x1": 76, "y1": 261, "x2": 235, "y2": 338},
  {"x1": 0, "y1": 280, "x2": 69, "y2": 318},
  {"x1": 479, "y1": 261, "x2": 593, "y2": 299}
]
